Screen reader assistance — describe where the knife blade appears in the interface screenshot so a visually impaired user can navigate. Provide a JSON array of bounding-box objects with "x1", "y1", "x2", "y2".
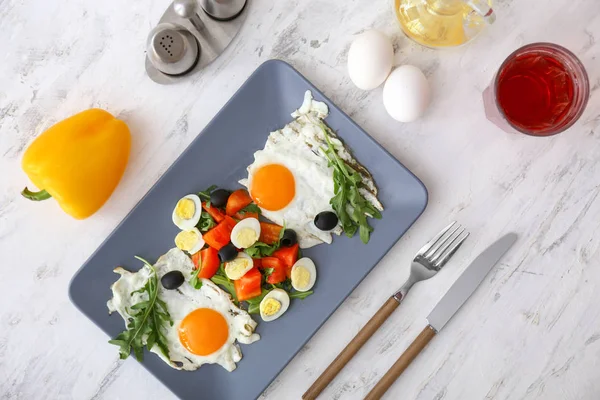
[
  {"x1": 427, "y1": 232, "x2": 518, "y2": 332},
  {"x1": 364, "y1": 233, "x2": 518, "y2": 400}
]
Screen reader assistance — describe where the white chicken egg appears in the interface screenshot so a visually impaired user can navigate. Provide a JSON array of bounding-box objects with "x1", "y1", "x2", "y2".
[
  {"x1": 107, "y1": 248, "x2": 260, "y2": 372},
  {"x1": 290, "y1": 257, "x2": 317, "y2": 292},
  {"x1": 347, "y1": 30, "x2": 394, "y2": 90},
  {"x1": 174, "y1": 227, "x2": 205, "y2": 254},
  {"x1": 259, "y1": 289, "x2": 290, "y2": 322},
  {"x1": 230, "y1": 218, "x2": 260, "y2": 249},
  {"x1": 172, "y1": 194, "x2": 202, "y2": 230},
  {"x1": 382, "y1": 65, "x2": 431, "y2": 122},
  {"x1": 224, "y1": 252, "x2": 254, "y2": 280}
]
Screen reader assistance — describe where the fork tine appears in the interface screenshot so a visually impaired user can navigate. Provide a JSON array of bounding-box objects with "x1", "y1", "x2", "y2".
[
  {"x1": 424, "y1": 224, "x2": 461, "y2": 260},
  {"x1": 433, "y1": 231, "x2": 470, "y2": 269},
  {"x1": 415, "y1": 221, "x2": 456, "y2": 258}
]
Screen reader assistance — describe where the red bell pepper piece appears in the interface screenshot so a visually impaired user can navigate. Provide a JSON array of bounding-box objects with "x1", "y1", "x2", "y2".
[
  {"x1": 261, "y1": 257, "x2": 287, "y2": 284},
  {"x1": 272, "y1": 243, "x2": 299, "y2": 278},
  {"x1": 198, "y1": 247, "x2": 220, "y2": 279},
  {"x1": 234, "y1": 267, "x2": 262, "y2": 301},
  {"x1": 202, "y1": 202, "x2": 226, "y2": 223},
  {"x1": 259, "y1": 222, "x2": 283, "y2": 245},
  {"x1": 226, "y1": 189, "x2": 253, "y2": 216},
  {"x1": 203, "y1": 216, "x2": 236, "y2": 250},
  {"x1": 272, "y1": 243, "x2": 299, "y2": 268}
]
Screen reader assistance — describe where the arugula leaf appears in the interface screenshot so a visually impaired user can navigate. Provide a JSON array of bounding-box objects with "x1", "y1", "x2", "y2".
[
  {"x1": 246, "y1": 289, "x2": 271, "y2": 314},
  {"x1": 198, "y1": 185, "x2": 217, "y2": 207},
  {"x1": 245, "y1": 241, "x2": 278, "y2": 258},
  {"x1": 290, "y1": 290, "x2": 314, "y2": 300},
  {"x1": 263, "y1": 268, "x2": 274, "y2": 278},
  {"x1": 319, "y1": 123, "x2": 381, "y2": 244},
  {"x1": 210, "y1": 265, "x2": 238, "y2": 303},
  {"x1": 189, "y1": 255, "x2": 203, "y2": 290},
  {"x1": 197, "y1": 211, "x2": 216, "y2": 232},
  {"x1": 211, "y1": 275, "x2": 237, "y2": 302},
  {"x1": 247, "y1": 303, "x2": 261, "y2": 314},
  {"x1": 190, "y1": 272, "x2": 203, "y2": 289},
  {"x1": 108, "y1": 256, "x2": 173, "y2": 361},
  {"x1": 237, "y1": 203, "x2": 261, "y2": 216},
  {"x1": 273, "y1": 279, "x2": 293, "y2": 293}
]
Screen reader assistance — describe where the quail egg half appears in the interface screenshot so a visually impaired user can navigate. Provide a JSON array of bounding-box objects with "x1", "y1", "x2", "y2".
[
  {"x1": 172, "y1": 194, "x2": 202, "y2": 230},
  {"x1": 259, "y1": 289, "x2": 290, "y2": 322},
  {"x1": 230, "y1": 218, "x2": 261, "y2": 249},
  {"x1": 291, "y1": 257, "x2": 317, "y2": 292},
  {"x1": 225, "y1": 252, "x2": 254, "y2": 280},
  {"x1": 174, "y1": 227, "x2": 205, "y2": 255}
]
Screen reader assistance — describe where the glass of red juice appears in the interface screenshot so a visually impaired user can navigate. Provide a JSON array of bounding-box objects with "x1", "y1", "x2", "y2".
[{"x1": 483, "y1": 43, "x2": 589, "y2": 136}]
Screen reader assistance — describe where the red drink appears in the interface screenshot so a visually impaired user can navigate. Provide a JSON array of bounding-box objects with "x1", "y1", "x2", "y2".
[{"x1": 484, "y1": 43, "x2": 589, "y2": 136}]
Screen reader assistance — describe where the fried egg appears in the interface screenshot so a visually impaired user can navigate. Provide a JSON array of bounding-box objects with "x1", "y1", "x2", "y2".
[
  {"x1": 240, "y1": 91, "x2": 383, "y2": 248},
  {"x1": 107, "y1": 248, "x2": 260, "y2": 372}
]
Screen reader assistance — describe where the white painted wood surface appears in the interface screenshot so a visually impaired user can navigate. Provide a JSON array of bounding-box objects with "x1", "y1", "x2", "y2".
[{"x1": 1, "y1": 0, "x2": 600, "y2": 399}]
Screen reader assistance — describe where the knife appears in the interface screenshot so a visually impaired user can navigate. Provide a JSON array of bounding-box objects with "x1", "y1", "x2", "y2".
[{"x1": 364, "y1": 233, "x2": 518, "y2": 400}]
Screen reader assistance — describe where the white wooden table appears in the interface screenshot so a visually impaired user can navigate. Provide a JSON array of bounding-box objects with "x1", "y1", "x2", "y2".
[{"x1": 1, "y1": 0, "x2": 600, "y2": 398}]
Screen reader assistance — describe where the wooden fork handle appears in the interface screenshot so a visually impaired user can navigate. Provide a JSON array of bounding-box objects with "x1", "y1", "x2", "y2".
[
  {"x1": 364, "y1": 325, "x2": 437, "y2": 400},
  {"x1": 302, "y1": 297, "x2": 400, "y2": 400}
]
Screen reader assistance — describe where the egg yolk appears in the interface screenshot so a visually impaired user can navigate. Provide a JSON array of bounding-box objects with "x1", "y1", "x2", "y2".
[
  {"x1": 178, "y1": 308, "x2": 229, "y2": 356},
  {"x1": 292, "y1": 266, "x2": 311, "y2": 290},
  {"x1": 250, "y1": 164, "x2": 295, "y2": 211},
  {"x1": 175, "y1": 230, "x2": 200, "y2": 252},
  {"x1": 175, "y1": 198, "x2": 196, "y2": 219},
  {"x1": 234, "y1": 228, "x2": 258, "y2": 248},
  {"x1": 261, "y1": 298, "x2": 281, "y2": 317}
]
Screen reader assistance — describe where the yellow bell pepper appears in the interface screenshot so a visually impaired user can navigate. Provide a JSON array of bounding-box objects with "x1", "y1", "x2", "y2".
[{"x1": 21, "y1": 109, "x2": 131, "y2": 219}]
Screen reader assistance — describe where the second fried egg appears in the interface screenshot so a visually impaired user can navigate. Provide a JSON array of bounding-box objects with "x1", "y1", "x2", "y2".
[{"x1": 108, "y1": 248, "x2": 259, "y2": 372}]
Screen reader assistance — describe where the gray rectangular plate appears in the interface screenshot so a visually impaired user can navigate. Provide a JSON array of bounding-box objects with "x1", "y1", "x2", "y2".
[{"x1": 69, "y1": 60, "x2": 428, "y2": 400}]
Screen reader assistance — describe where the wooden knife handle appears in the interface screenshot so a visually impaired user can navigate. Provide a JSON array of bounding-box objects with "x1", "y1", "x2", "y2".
[
  {"x1": 364, "y1": 325, "x2": 437, "y2": 400},
  {"x1": 303, "y1": 297, "x2": 400, "y2": 400}
]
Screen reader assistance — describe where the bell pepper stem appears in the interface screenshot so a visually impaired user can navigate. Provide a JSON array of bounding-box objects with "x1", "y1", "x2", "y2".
[{"x1": 21, "y1": 187, "x2": 52, "y2": 201}]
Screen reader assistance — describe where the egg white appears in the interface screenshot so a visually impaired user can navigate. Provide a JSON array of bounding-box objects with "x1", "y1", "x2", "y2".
[
  {"x1": 240, "y1": 91, "x2": 384, "y2": 248},
  {"x1": 239, "y1": 92, "x2": 344, "y2": 248},
  {"x1": 291, "y1": 257, "x2": 317, "y2": 292},
  {"x1": 107, "y1": 248, "x2": 260, "y2": 372},
  {"x1": 259, "y1": 289, "x2": 290, "y2": 322},
  {"x1": 172, "y1": 194, "x2": 202, "y2": 231}
]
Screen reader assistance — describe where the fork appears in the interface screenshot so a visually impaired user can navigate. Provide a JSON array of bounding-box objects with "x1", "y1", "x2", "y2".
[{"x1": 302, "y1": 222, "x2": 469, "y2": 400}]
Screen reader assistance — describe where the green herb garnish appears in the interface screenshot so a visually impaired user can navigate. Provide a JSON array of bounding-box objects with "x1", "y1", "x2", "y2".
[
  {"x1": 198, "y1": 185, "x2": 217, "y2": 207},
  {"x1": 237, "y1": 203, "x2": 261, "y2": 216},
  {"x1": 189, "y1": 255, "x2": 203, "y2": 290},
  {"x1": 245, "y1": 241, "x2": 278, "y2": 258},
  {"x1": 246, "y1": 289, "x2": 271, "y2": 314},
  {"x1": 320, "y1": 123, "x2": 381, "y2": 244},
  {"x1": 109, "y1": 256, "x2": 173, "y2": 361},
  {"x1": 272, "y1": 279, "x2": 293, "y2": 293},
  {"x1": 197, "y1": 211, "x2": 216, "y2": 232},
  {"x1": 290, "y1": 290, "x2": 314, "y2": 300},
  {"x1": 210, "y1": 264, "x2": 237, "y2": 303},
  {"x1": 263, "y1": 267, "x2": 274, "y2": 278}
]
